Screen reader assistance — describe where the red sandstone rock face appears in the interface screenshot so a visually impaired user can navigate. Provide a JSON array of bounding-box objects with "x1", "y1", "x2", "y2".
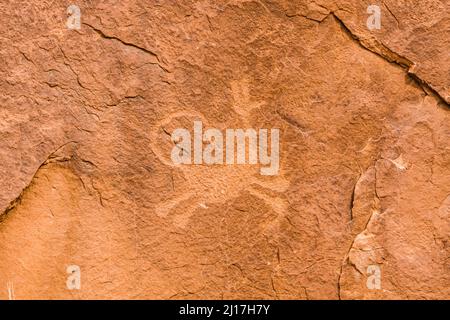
[{"x1": 0, "y1": 0, "x2": 448, "y2": 299}]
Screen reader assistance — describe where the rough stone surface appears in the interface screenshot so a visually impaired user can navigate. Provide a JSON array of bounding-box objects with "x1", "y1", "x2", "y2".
[{"x1": 0, "y1": 0, "x2": 448, "y2": 299}]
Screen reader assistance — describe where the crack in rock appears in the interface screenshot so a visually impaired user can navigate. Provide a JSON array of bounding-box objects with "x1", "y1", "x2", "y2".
[
  {"x1": 0, "y1": 141, "x2": 78, "y2": 220},
  {"x1": 82, "y1": 22, "x2": 171, "y2": 73},
  {"x1": 330, "y1": 12, "x2": 449, "y2": 107}
]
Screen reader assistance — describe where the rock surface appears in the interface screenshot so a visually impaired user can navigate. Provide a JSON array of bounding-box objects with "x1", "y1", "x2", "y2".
[{"x1": 0, "y1": 0, "x2": 448, "y2": 299}]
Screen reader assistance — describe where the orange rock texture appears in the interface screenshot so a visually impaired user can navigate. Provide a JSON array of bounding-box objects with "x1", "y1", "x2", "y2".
[{"x1": 0, "y1": 0, "x2": 449, "y2": 299}]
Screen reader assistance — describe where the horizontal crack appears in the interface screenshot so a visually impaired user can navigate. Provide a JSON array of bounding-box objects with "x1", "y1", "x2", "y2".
[
  {"x1": 285, "y1": 12, "x2": 328, "y2": 23},
  {"x1": 82, "y1": 22, "x2": 170, "y2": 73}
]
